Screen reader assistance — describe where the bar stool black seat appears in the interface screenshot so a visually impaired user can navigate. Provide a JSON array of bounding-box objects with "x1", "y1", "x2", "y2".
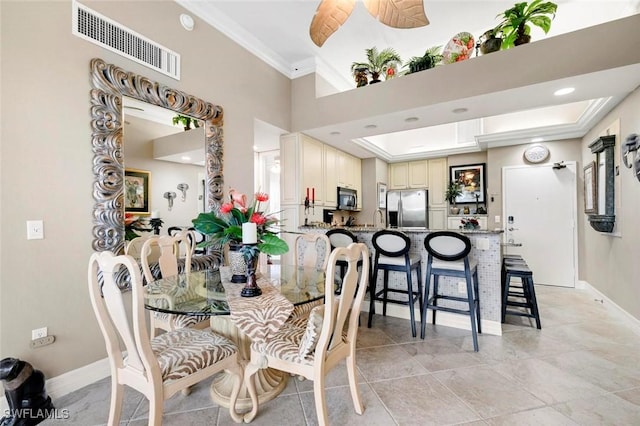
[
  {"x1": 367, "y1": 229, "x2": 423, "y2": 337},
  {"x1": 421, "y1": 231, "x2": 481, "y2": 351},
  {"x1": 326, "y1": 229, "x2": 362, "y2": 294},
  {"x1": 502, "y1": 263, "x2": 541, "y2": 329}
]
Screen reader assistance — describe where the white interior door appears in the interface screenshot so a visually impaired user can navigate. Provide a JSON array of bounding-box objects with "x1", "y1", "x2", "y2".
[{"x1": 503, "y1": 163, "x2": 577, "y2": 287}]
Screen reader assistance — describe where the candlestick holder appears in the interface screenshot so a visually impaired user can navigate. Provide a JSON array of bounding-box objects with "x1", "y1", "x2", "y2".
[
  {"x1": 149, "y1": 218, "x2": 164, "y2": 235},
  {"x1": 240, "y1": 244, "x2": 262, "y2": 297},
  {"x1": 304, "y1": 196, "x2": 310, "y2": 214}
]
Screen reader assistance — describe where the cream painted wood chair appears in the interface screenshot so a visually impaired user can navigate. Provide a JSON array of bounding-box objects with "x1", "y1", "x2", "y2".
[
  {"x1": 140, "y1": 231, "x2": 208, "y2": 337},
  {"x1": 125, "y1": 235, "x2": 160, "y2": 263},
  {"x1": 289, "y1": 233, "x2": 332, "y2": 319},
  {"x1": 243, "y1": 243, "x2": 370, "y2": 425},
  {"x1": 88, "y1": 251, "x2": 244, "y2": 425}
]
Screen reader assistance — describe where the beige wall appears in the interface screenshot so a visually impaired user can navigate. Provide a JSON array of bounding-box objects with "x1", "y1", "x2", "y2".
[
  {"x1": 579, "y1": 87, "x2": 640, "y2": 320},
  {"x1": 485, "y1": 140, "x2": 583, "y2": 230},
  {"x1": 0, "y1": 1, "x2": 291, "y2": 377}
]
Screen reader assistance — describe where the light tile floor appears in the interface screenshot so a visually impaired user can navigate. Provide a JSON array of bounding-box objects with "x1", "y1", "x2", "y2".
[{"x1": 44, "y1": 285, "x2": 640, "y2": 425}]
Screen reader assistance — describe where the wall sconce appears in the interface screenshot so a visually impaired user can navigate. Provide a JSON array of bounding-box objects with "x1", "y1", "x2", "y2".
[
  {"x1": 623, "y1": 133, "x2": 640, "y2": 182},
  {"x1": 177, "y1": 183, "x2": 189, "y2": 201},
  {"x1": 164, "y1": 191, "x2": 176, "y2": 210}
]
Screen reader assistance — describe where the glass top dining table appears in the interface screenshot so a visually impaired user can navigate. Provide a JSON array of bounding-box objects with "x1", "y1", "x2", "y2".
[{"x1": 143, "y1": 263, "x2": 328, "y2": 316}]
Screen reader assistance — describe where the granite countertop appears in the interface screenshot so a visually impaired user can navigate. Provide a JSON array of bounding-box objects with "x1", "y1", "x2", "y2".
[{"x1": 299, "y1": 226, "x2": 503, "y2": 234}]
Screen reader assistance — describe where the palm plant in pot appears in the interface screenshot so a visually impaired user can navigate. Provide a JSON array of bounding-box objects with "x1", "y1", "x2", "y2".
[
  {"x1": 403, "y1": 46, "x2": 443, "y2": 74},
  {"x1": 445, "y1": 181, "x2": 463, "y2": 215},
  {"x1": 351, "y1": 47, "x2": 402, "y2": 85},
  {"x1": 495, "y1": 0, "x2": 557, "y2": 49}
]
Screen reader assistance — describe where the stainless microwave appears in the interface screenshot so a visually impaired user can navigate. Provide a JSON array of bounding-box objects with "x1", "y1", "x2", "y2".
[{"x1": 337, "y1": 187, "x2": 358, "y2": 211}]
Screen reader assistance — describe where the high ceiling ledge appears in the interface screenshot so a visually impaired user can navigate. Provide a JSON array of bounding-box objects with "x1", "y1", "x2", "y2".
[{"x1": 291, "y1": 14, "x2": 640, "y2": 151}]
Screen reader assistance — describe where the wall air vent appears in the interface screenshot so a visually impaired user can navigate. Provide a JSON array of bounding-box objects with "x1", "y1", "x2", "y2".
[{"x1": 72, "y1": 1, "x2": 180, "y2": 80}]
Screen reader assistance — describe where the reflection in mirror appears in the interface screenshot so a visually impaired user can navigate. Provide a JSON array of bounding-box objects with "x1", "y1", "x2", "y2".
[
  {"x1": 123, "y1": 97, "x2": 205, "y2": 230},
  {"x1": 90, "y1": 58, "x2": 224, "y2": 256}
]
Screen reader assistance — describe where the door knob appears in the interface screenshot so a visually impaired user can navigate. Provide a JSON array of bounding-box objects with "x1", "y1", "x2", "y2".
[{"x1": 508, "y1": 227, "x2": 519, "y2": 231}]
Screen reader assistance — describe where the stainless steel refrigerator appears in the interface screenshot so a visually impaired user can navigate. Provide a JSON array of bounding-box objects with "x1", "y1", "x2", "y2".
[{"x1": 386, "y1": 189, "x2": 429, "y2": 229}]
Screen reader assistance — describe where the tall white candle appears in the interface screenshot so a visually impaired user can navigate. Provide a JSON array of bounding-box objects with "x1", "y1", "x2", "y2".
[
  {"x1": 242, "y1": 222, "x2": 257, "y2": 244},
  {"x1": 151, "y1": 210, "x2": 160, "y2": 219}
]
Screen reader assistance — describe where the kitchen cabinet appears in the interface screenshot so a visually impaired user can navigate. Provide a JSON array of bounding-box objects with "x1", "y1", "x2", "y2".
[
  {"x1": 280, "y1": 134, "x2": 299, "y2": 205},
  {"x1": 427, "y1": 158, "x2": 447, "y2": 208},
  {"x1": 429, "y1": 208, "x2": 446, "y2": 230},
  {"x1": 324, "y1": 145, "x2": 338, "y2": 206},
  {"x1": 301, "y1": 134, "x2": 324, "y2": 205},
  {"x1": 389, "y1": 160, "x2": 428, "y2": 189}
]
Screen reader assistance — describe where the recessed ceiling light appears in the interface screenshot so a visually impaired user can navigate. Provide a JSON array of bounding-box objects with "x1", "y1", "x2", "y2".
[
  {"x1": 405, "y1": 117, "x2": 419, "y2": 123},
  {"x1": 330, "y1": 131, "x2": 341, "y2": 135},
  {"x1": 554, "y1": 87, "x2": 575, "y2": 96},
  {"x1": 180, "y1": 14, "x2": 195, "y2": 31},
  {"x1": 364, "y1": 124, "x2": 377, "y2": 129},
  {"x1": 531, "y1": 137, "x2": 544, "y2": 143},
  {"x1": 452, "y1": 107, "x2": 468, "y2": 114},
  {"x1": 181, "y1": 156, "x2": 191, "y2": 161}
]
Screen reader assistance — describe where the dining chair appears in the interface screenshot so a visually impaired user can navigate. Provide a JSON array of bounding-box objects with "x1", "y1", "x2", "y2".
[
  {"x1": 140, "y1": 231, "x2": 208, "y2": 337},
  {"x1": 325, "y1": 228, "x2": 363, "y2": 294},
  {"x1": 293, "y1": 233, "x2": 331, "y2": 270},
  {"x1": 289, "y1": 233, "x2": 332, "y2": 319},
  {"x1": 125, "y1": 235, "x2": 159, "y2": 263},
  {"x1": 243, "y1": 242, "x2": 370, "y2": 425},
  {"x1": 87, "y1": 251, "x2": 244, "y2": 425},
  {"x1": 168, "y1": 227, "x2": 206, "y2": 256}
]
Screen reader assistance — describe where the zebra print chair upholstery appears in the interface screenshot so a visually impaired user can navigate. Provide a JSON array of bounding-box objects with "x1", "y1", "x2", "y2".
[
  {"x1": 88, "y1": 251, "x2": 244, "y2": 425},
  {"x1": 243, "y1": 243, "x2": 370, "y2": 425},
  {"x1": 141, "y1": 231, "x2": 209, "y2": 338}
]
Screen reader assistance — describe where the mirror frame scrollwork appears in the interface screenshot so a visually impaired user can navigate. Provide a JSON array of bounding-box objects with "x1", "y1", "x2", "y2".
[
  {"x1": 587, "y1": 134, "x2": 615, "y2": 233},
  {"x1": 90, "y1": 58, "x2": 224, "y2": 254}
]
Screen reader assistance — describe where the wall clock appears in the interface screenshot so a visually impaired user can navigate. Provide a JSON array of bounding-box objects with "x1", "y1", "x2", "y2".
[{"x1": 524, "y1": 144, "x2": 550, "y2": 163}]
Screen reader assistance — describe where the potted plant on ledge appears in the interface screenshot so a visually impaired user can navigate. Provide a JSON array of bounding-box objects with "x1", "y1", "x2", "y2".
[
  {"x1": 351, "y1": 47, "x2": 402, "y2": 85},
  {"x1": 445, "y1": 181, "x2": 463, "y2": 215},
  {"x1": 495, "y1": 0, "x2": 557, "y2": 49}
]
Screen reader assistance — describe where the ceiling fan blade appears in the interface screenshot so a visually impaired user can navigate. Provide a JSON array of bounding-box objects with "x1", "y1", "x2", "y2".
[
  {"x1": 364, "y1": 0, "x2": 429, "y2": 28},
  {"x1": 309, "y1": 0, "x2": 356, "y2": 47}
]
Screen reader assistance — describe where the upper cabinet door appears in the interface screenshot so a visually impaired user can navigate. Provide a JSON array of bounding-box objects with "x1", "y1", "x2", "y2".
[
  {"x1": 428, "y1": 158, "x2": 447, "y2": 208},
  {"x1": 324, "y1": 145, "x2": 338, "y2": 206},
  {"x1": 408, "y1": 160, "x2": 428, "y2": 188},
  {"x1": 389, "y1": 162, "x2": 409, "y2": 189},
  {"x1": 301, "y1": 135, "x2": 324, "y2": 205}
]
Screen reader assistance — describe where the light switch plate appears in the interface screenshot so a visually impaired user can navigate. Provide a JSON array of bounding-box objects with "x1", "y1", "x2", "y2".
[{"x1": 27, "y1": 220, "x2": 44, "y2": 240}]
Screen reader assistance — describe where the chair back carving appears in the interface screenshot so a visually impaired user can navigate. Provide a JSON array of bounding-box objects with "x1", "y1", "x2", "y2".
[
  {"x1": 321, "y1": 243, "x2": 370, "y2": 355},
  {"x1": 140, "y1": 231, "x2": 193, "y2": 283},
  {"x1": 293, "y1": 233, "x2": 331, "y2": 270}
]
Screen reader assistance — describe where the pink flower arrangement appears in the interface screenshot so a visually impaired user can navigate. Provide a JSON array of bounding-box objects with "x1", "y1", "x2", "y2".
[{"x1": 192, "y1": 189, "x2": 288, "y2": 255}]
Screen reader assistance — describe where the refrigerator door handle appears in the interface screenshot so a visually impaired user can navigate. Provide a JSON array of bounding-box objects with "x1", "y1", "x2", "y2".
[{"x1": 398, "y1": 198, "x2": 403, "y2": 228}]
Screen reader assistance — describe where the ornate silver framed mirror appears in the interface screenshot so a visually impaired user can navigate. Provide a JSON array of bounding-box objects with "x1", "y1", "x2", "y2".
[{"x1": 90, "y1": 58, "x2": 224, "y2": 253}]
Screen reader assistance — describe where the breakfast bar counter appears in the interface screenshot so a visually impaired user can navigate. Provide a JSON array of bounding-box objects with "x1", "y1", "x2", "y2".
[{"x1": 303, "y1": 227, "x2": 504, "y2": 335}]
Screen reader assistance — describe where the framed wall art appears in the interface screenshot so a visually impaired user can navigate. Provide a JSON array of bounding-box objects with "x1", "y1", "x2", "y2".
[
  {"x1": 583, "y1": 161, "x2": 597, "y2": 214},
  {"x1": 450, "y1": 163, "x2": 486, "y2": 203},
  {"x1": 378, "y1": 182, "x2": 387, "y2": 209},
  {"x1": 124, "y1": 169, "x2": 150, "y2": 214}
]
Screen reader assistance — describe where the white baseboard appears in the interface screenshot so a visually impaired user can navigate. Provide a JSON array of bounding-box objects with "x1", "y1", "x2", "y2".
[
  {"x1": 0, "y1": 357, "x2": 111, "y2": 412},
  {"x1": 363, "y1": 301, "x2": 502, "y2": 336},
  {"x1": 581, "y1": 280, "x2": 640, "y2": 335}
]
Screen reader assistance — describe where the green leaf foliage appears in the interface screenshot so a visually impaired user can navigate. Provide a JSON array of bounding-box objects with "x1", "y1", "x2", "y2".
[
  {"x1": 258, "y1": 233, "x2": 289, "y2": 256},
  {"x1": 496, "y1": 0, "x2": 557, "y2": 49}
]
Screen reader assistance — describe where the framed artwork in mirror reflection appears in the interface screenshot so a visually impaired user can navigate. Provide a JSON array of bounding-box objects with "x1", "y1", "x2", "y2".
[
  {"x1": 450, "y1": 163, "x2": 486, "y2": 203},
  {"x1": 583, "y1": 161, "x2": 597, "y2": 214},
  {"x1": 125, "y1": 169, "x2": 150, "y2": 214}
]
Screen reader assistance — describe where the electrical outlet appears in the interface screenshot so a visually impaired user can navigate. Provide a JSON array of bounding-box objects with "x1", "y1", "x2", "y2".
[
  {"x1": 30, "y1": 335, "x2": 55, "y2": 349},
  {"x1": 26, "y1": 220, "x2": 44, "y2": 240},
  {"x1": 495, "y1": 215, "x2": 501, "y2": 223},
  {"x1": 32, "y1": 327, "x2": 47, "y2": 340},
  {"x1": 458, "y1": 281, "x2": 466, "y2": 293}
]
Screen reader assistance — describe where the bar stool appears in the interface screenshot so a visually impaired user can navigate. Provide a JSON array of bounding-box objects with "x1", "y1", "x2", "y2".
[
  {"x1": 502, "y1": 262, "x2": 541, "y2": 329},
  {"x1": 326, "y1": 229, "x2": 362, "y2": 294},
  {"x1": 421, "y1": 231, "x2": 481, "y2": 351},
  {"x1": 367, "y1": 230, "x2": 423, "y2": 337}
]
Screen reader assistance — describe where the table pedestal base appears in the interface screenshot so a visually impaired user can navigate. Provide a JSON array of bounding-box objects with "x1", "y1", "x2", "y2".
[
  {"x1": 210, "y1": 367, "x2": 288, "y2": 410},
  {"x1": 209, "y1": 316, "x2": 288, "y2": 410}
]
